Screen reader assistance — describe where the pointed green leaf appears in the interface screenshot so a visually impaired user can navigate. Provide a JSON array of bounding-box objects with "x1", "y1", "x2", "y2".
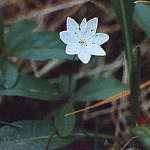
[
  {"x1": 134, "y1": 2, "x2": 150, "y2": 38},
  {"x1": 0, "y1": 120, "x2": 86, "y2": 149},
  {"x1": 0, "y1": 7, "x2": 4, "y2": 52},
  {"x1": 111, "y1": 0, "x2": 135, "y2": 28},
  {"x1": 8, "y1": 30, "x2": 79, "y2": 61},
  {"x1": 130, "y1": 47, "x2": 141, "y2": 125},
  {"x1": 0, "y1": 75, "x2": 64, "y2": 100},
  {"x1": 55, "y1": 103, "x2": 76, "y2": 137},
  {"x1": 71, "y1": 76, "x2": 128, "y2": 101},
  {"x1": 0, "y1": 58, "x2": 19, "y2": 89},
  {"x1": 111, "y1": 0, "x2": 134, "y2": 68},
  {"x1": 133, "y1": 125, "x2": 150, "y2": 150},
  {"x1": 5, "y1": 19, "x2": 37, "y2": 53}
]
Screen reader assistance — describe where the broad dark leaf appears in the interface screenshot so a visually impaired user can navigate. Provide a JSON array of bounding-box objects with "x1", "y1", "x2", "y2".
[
  {"x1": 71, "y1": 76, "x2": 128, "y2": 101},
  {"x1": 0, "y1": 75, "x2": 64, "y2": 101},
  {"x1": 0, "y1": 120, "x2": 86, "y2": 150}
]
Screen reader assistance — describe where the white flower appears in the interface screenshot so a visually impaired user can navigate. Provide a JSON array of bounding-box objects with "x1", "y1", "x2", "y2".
[{"x1": 60, "y1": 17, "x2": 109, "y2": 64}]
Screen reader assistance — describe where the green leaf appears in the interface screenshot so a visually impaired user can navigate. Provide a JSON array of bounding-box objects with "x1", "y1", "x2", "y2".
[
  {"x1": 5, "y1": 19, "x2": 37, "y2": 53},
  {"x1": 111, "y1": 0, "x2": 134, "y2": 69},
  {"x1": 130, "y1": 47, "x2": 141, "y2": 125},
  {"x1": 111, "y1": 0, "x2": 135, "y2": 28},
  {"x1": 55, "y1": 103, "x2": 76, "y2": 137},
  {"x1": 133, "y1": 125, "x2": 150, "y2": 150},
  {"x1": 0, "y1": 7, "x2": 4, "y2": 52},
  {"x1": 71, "y1": 76, "x2": 128, "y2": 101},
  {"x1": 0, "y1": 75, "x2": 64, "y2": 100},
  {"x1": 0, "y1": 58, "x2": 19, "y2": 89},
  {"x1": 134, "y1": 2, "x2": 150, "y2": 38},
  {"x1": 59, "y1": 75, "x2": 77, "y2": 95},
  {"x1": 0, "y1": 120, "x2": 86, "y2": 149},
  {"x1": 8, "y1": 30, "x2": 79, "y2": 61}
]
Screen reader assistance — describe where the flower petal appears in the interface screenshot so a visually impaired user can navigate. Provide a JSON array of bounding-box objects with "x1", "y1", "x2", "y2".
[
  {"x1": 67, "y1": 17, "x2": 79, "y2": 32},
  {"x1": 86, "y1": 44, "x2": 106, "y2": 56},
  {"x1": 88, "y1": 33, "x2": 109, "y2": 45},
  {"x1": 78, "y1": 50, "x2": 91, "y2": 64},
  {"x1": 66, "y1": 43, "x2": 81, "y2": 54},
  {"x1": 84, "y1": 17, "x2": 98, "y2": 40},
  {"x1": 60, "y1": 31, "x2": 78, "y2": 44},
  {"x1": 80, "y1": 18, "x2": 87, "y2": 32}
]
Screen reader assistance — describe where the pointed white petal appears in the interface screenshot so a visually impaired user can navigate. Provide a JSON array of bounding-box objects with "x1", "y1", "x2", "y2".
[
  {"x1": 80, "y1": 18, "x2": 87, "y2": 32},
  {"x1": 84, "y1": 17, "x2": 98, "y2": 40},
  {"x1": 78, "y1": 50, "x2": 91, "y2": 64},
  {"x1": 67, "y1": 17, "x2": 79, "y2": 32},
  {"x1": 66, "y1": 43, "x2": 81, "y2": 54},
  {"x1": 86, "y1": 44, "x2": 106, "y2": 56},
  {"x1": 60, "y1": 31, "x2": 78, "y2": 44},
  {"x1": 88, "y1": 33, "x2": 109, "y2": 45}
]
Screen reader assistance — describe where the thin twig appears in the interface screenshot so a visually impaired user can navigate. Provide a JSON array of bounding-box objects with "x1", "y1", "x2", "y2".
[{"x1": 120, "y1": 136, "x2": 138, "y2": 150}]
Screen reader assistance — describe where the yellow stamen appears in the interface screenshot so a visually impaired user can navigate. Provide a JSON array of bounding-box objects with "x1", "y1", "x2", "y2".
[{"x1": 79, "y1": 40, "x2": 84, "y2": 44}]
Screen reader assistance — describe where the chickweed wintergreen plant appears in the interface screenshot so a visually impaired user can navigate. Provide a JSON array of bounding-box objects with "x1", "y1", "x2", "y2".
[{"x1": 1, "y1": 0, "x2": 150, "y2": 149}]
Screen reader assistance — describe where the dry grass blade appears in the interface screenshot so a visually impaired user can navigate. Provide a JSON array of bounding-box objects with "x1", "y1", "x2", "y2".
[{"x1": 65, "y1": 80, "x2": 150, "y2": 116}]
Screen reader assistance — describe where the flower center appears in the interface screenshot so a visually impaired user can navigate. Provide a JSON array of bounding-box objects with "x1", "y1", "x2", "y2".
[{"x1": 79, "y1": 40, "x2": 84, "y2": 44}]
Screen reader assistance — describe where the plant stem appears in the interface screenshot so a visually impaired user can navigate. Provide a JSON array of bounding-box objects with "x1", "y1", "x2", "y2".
[
  {"x1": 67, "y1": 55, "x2": 76, "y2": 97},
  {"x1": 0, "y1": 121, "x2": 23, "y2": 129},
  {"x1": 44, "y1": 55, "x2": 76, "y2": 150},
  {"x1": 44, "y1": 104, "x2": 69, "y2": 150}
]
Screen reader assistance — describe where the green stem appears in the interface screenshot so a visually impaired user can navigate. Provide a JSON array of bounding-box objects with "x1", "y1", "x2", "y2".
[
  {"x1": 44, "y1": 104, "x2": 69, "y2": 150},
  {"x1": 85, "y1": 132, "x2": 124, "y2": 142},
  {"x1": 67, "y1": 55, "x2": 76, "y2": 97},
  {"x1": 0, "y1": 121, "x2": 23, "y2": 129},
  {"x1": 44, "y1": 55, "x2": 76, "y2": 150}
]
